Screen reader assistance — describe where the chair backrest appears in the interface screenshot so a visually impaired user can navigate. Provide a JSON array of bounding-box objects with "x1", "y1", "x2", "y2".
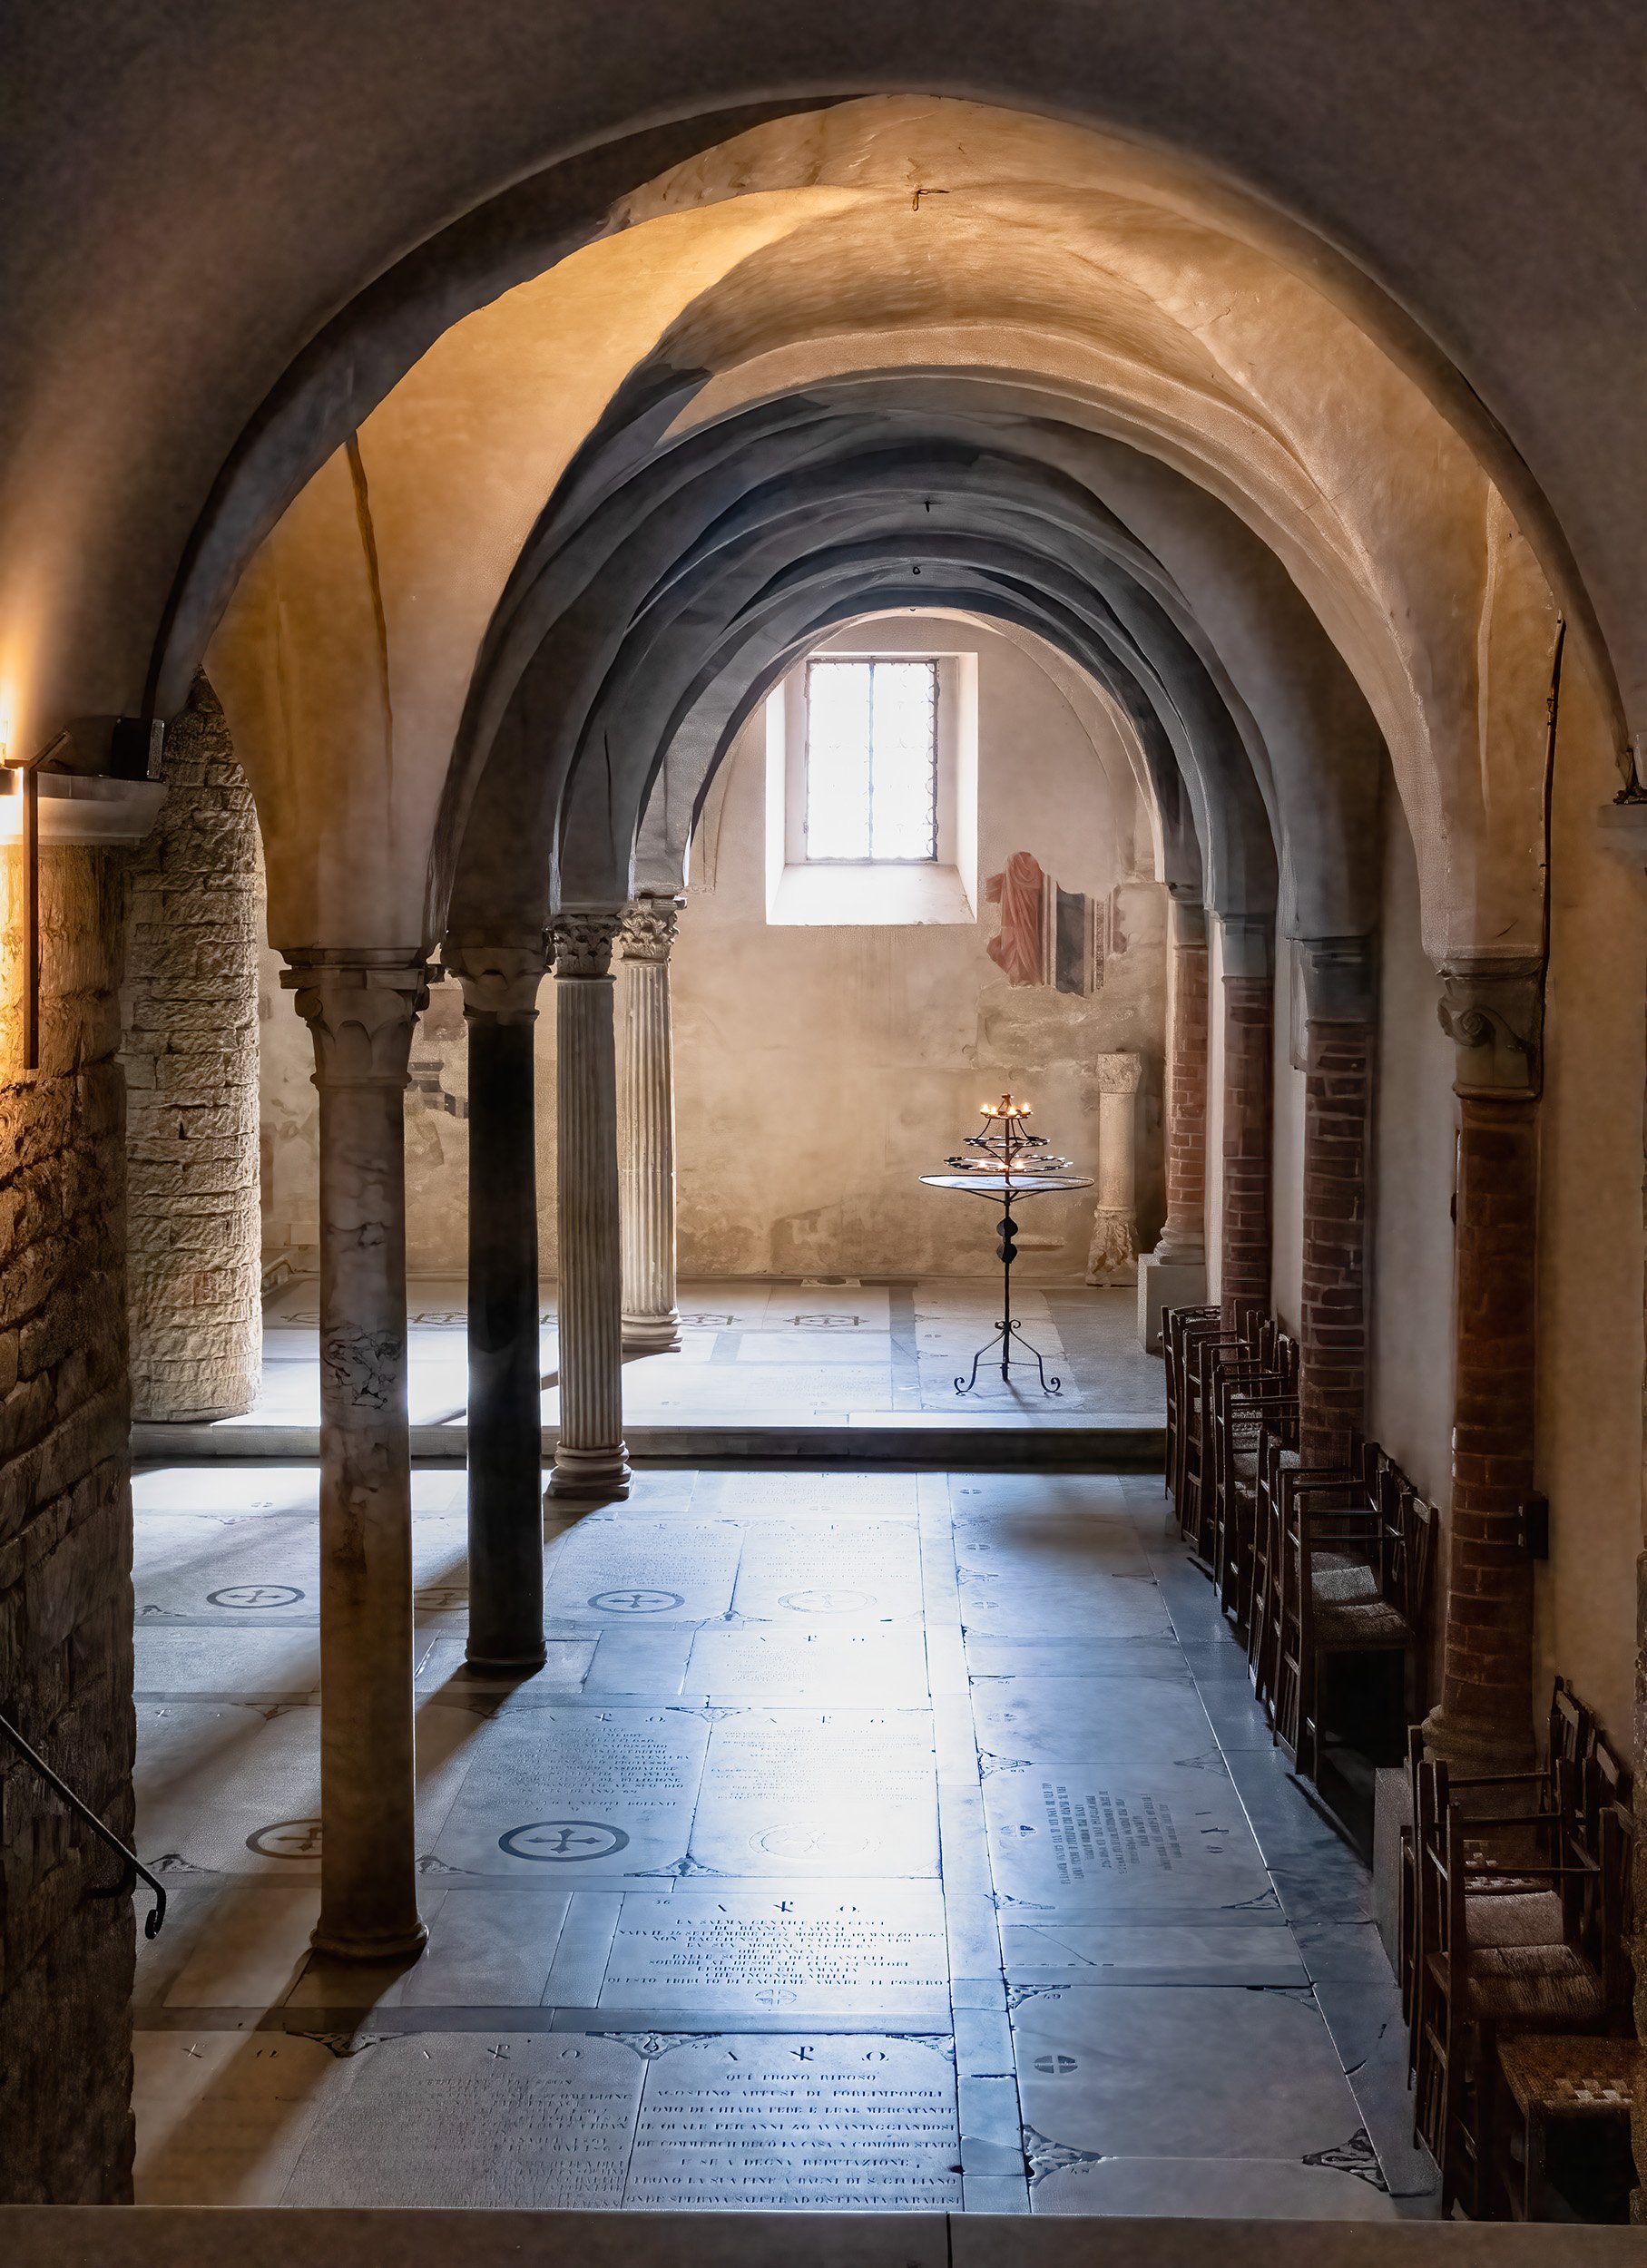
[{"x1": 1549, "y1": 1677, "x2": 1594, "y2": 1775}]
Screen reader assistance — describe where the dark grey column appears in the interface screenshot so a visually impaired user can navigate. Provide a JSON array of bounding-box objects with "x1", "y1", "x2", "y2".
[{"x1": 448, "y1": 941, "x2": 550, "y2": 1671}]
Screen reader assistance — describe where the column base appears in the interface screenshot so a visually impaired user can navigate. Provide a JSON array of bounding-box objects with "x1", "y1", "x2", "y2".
[
  {"x1": 1419, "y1": 1701, "x2": 1535, "y2": 1777},
  {"x1": 622, "y1": 1311, "x2": 682, "y2": 1354},
  {"x1": 310, "y1": 1917, "x2": 429, "y2": 1964},
  {"x1": 548, "y1": 1442, "x2": 632, "y2": 1500},
  {"x1": 1136, "y1": 1249, "x2": 1208, "y2": 1352},
  {"x1": 464, "y1": 1646, "x2": 549, "y2": 1676},
  {"x1": 1084, "y1": 1212, "x2": 1138, "y2": 1288}
]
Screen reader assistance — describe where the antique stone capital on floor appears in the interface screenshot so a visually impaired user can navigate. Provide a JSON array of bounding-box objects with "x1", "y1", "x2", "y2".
[
  {"x1": 280, "y1": 949, "x2": 428, "y2": 1085},
  {"x1": 1436, "y1": 954, "x2": 1544, "y2": 1100},
  {"x1": 445, "y1": 935, "x2": 549, "y2": 1023},
  {"x1": 621, "y1": 894, "x2": 685, "y2": 963},
  {"x1": 551, "y1": 904, "x2": 627, "y2": 980}
]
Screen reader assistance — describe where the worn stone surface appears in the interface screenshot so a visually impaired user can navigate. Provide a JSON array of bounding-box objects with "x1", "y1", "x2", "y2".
[
  {"x1": 0, "y1": 842, "x2": 136, "y2": 2201},
  {"x1": 121, "y1": 677, "x2": 262, "y2": 1421}
]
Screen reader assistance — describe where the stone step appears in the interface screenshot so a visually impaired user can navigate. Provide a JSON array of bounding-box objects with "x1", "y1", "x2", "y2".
[{"x1": 132, "y1": 1419, "x2": 1163, "y2": 1471}]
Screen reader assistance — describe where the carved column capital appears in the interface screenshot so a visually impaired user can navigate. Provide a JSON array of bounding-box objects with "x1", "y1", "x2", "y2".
[
  {"x1": 551, "y1": 904, "x2": 627, "y2": 980},
  {"x1": 621, "y1": 894, "x2": 685, "y2": 963},
  {"x1": 1092, "y1": 1051, "x2": 1144, "y2": 1095},
  {"x1": 444, "y1": 937, "x2": 549, "y2": 1022},
  {"x1": 1436, "y1": 956, "x2": 1544, "y2": 1100},
  {"x1": 280, "y1": 950, "x2": 427, "y2": 1086}
]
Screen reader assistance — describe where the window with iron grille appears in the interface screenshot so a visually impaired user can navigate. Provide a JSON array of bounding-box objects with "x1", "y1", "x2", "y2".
[{"x1": 803, "y1": 658, "x2": 938, "y2": 864}]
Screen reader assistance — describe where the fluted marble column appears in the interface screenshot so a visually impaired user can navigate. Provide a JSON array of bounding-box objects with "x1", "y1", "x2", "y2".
[
  {"x1": 1086, "y1": 1052, "x2": 1142, "y2": 1285},
  {"x1": 621, "y1": 896, "x2": 685, "y2": 1353},
  {"x1": 447, "y1": 939, "x2": 549, "y2": 1672},
  {"x1": 550, "y1": 906, "x2": 631, "y2": 1500},
  {"x1": 281, "y1": 949, "x2": 428, "y2": 1961}
]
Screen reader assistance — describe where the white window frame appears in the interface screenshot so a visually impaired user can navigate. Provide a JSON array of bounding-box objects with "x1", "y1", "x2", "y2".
[
  {"x1": 799, "y1": 656, "x2": 941, "y2": 866},
  {"x1": 766, "y1": 642, "x2": 978, "y2": 927}
]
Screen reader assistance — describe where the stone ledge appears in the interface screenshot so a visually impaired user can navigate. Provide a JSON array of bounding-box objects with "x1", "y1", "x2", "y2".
[
  {"x1": 0, "y1": 2208, "x2": 1640, "y2": 2266},
  {"x1": 132, "y1": 1418, "x2": 1165, "y2": 1471}
]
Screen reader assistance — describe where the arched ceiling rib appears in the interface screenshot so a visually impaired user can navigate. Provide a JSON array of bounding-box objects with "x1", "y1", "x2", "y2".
[{"x1": 201, "y1": 96, "x2": 1562, "y2": 966}]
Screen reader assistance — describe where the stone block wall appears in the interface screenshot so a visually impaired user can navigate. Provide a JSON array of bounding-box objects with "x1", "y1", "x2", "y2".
[
  {"x1": 0, "y1": 842, "x2": 135, "y2": 2201},
  {"x1": 122, "y1": 677, "x2": 261, "y2": 1420}
]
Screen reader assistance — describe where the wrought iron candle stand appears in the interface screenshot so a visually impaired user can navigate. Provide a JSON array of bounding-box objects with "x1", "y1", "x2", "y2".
[{"x1": 919, "y1": 1095, "x2": 1093, "y2": 1396}]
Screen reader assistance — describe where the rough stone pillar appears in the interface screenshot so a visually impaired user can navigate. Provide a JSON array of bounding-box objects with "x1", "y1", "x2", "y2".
[
  {"x1": 550, "y1": 906, "x2": 630, "y2": 1500},
  {"x1": 122, "y1": 674, "x2": 261, "y2": 1418},
  {"x1": 1296, "y1": 937, "x2": 1377, "y2": 1465},
  {"x1": 620, "y1": 894, "x2": 684, "y2": 1353},
  {"x1": 1086, "y1": 1052, "x2": 1142, "y2": 1285},
  {"x1": 1423, "y1": 959, "x2": 1544, "y2": 1773},
  {"x1": 447, "y1": 939, "x2": 549, "y2": 1673},
  {"x1": 282, "y1": 950, "x2": 428, "y2": 1960},
  {"x1": 1137, "y1": 890, "x2": 1209, "y2": 1349},
  {"x1": 1, "y1": 842, "x2": 136, "y2": 2201},
  {"x1": 1219, "y1": 915, "x2": 1276, "y2": 1328}
]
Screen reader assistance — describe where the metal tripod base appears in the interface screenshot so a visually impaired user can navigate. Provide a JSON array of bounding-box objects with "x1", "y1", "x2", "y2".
[{"x1": 955, "y1": 1315, "x2": 1063, "y2": 1397}]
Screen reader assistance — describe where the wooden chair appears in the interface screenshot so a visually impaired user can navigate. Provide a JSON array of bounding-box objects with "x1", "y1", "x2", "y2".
[
  {"x1": 1211, "y1": 1331, "x2": 1298, "y2": 1641},
  {"x1": 1400, "y1": 1681, "x2": 1607, "y2": 2080},
  {"x1": 1493, "y1": 2032, "x2": 1643, "y2": 2222},
  {"x1": 1258, "y1": 1444, "x2": 1371, "y2": 1738},
  {"x1": 1163, "y1": 1305, "x2": 1219, "y2": 1526},
  {"x1": 1414, "y1": 1757, "x2": 1624, "y2": 2216},
  {"x1": 1286, "y1": 1471, "x2": 1434, "y2": 1784},
  {"x1": 1181, "y1": 1320, "x2": 1244, "y2": 1562}
]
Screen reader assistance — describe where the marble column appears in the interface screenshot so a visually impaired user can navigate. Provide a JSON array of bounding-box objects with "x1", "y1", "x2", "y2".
[
  {"x1": 447, "y1": 939, "x2": 549, "y2": 1672},
  {"x1": 281, "y1": 949, "x2": 428, "y2": 1960},
  {"x1": 1137, "y1": 890, "x2": 1210, "y2": 1349},
  {"x1": 1218, "y1": 914, "x2": 1275, "y2": 1329},
  {"x1": 621, "y1": 895, "x2": 685, "y2": 1353},
  {"x1": 1295, "y1": 936, "x2": 1377, "y2": 1465},
  {"x1": 550, "y1": 906, "x2": 631, "y2": 1500},
  {"x1": 1423, "y1": 957, "x2": 1544, "y2": 1773},
  {"x1": 1085, "y1": 1052, "x2": 1142, "y2": 1285}
]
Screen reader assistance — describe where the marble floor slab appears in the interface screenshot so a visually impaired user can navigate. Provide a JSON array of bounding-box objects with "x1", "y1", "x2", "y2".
[
  {"x1": 238, "y1": 1276, "x2": 1165, "y2": 1431},
  {"x1": 129, "y1": 1455, "x2": 1435, "y2": 2217}
]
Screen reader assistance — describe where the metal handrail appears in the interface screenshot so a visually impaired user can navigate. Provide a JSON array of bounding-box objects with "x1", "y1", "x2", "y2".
[{"x1": 0, "y1": 1706, "x2": 166, "y2": 1937}]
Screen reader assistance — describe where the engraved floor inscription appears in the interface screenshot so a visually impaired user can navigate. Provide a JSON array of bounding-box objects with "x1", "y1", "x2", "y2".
[
  {"x1": 601, "y1": 1889, "x2": 949, "y2": 2017},
  {"x1": 624, "y1": 2036, "x2": 962, "y2": 2209}
]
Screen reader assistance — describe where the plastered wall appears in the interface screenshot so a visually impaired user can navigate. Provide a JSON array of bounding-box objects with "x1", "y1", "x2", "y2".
[
  {"x1": 259, "y1": 620, "x2": 1170, "y2": 1282},
  {"x1": 1534, "y1": 655, "x2": 1646, "y2": 1748},
  {"x1": 1368, "y1": 802, "x2": 1456, "y2": 1516}
]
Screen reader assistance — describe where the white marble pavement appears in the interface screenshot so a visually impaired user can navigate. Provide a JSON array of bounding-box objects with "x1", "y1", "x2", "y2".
[
  {"x1": 217, "y1": 1276, "x2": 1166, "y2": 1433},
  {"x1": 129, "y1": 1461, "x2": 1437, "y2": 2216}
]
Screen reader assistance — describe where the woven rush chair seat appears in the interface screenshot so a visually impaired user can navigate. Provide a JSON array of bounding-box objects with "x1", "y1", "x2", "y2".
[
  {"x1": 1495, "y1": 2034, "x2": 1644, "y2": 2221},
  {"x1": 1448, "y1": 1942, "x2": 1608, "y2": 2028},
  {"x1": 1234, "y1": 1443, "x2": 1299, "y2": 1487},
  {"x1": 1315, "y1": 1591, "x2": 1411, "y2": 1647},
  {"x1": 1498, "y1": 2033, "x2": 1642, "y2": 2118},
  {"x1": 1466, "y1": 1890, "x2": 1566, "y2": 1950},
  {"x1": 1312, "y1": 1556, "x2": 1380, "y2": 1603}
]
